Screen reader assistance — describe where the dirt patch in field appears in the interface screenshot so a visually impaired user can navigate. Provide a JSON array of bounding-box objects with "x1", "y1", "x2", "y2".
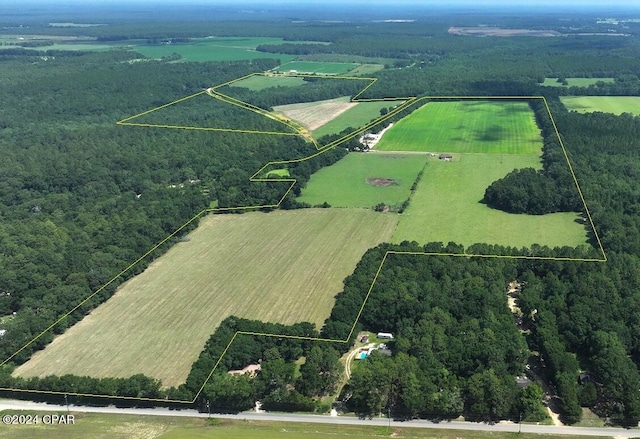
[{"x1": 366, "y1": 177, "x2": 398, "y2": 187}]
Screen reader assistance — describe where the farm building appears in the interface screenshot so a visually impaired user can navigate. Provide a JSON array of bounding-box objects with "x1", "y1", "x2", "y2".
[
  {"x1": 377, "y1": 332, "x2": 394, "y2": 340},
  {"x1": 438, "y1": 153, "x2": 453, "y2": 161}
]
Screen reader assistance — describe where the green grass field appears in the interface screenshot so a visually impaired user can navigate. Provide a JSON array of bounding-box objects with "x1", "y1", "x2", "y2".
[
  {"x1": 0, "y1": 411, "x2": 604, "y2": 439},
  {"x1": 13, "y1": 209, "x2": 397, "y2": 388},
  {"x1": 375, "y1": 101, "x2": 541, "y2": 154},
  {"x1": 543, "y1": 77, "x2": 614, "y2": 87},
  {"x1": 131, "y1": 37, "x2": 299, "y2": 62},
  {"x1": 275, "y1": 60, "x2": 359, "y2": 75},
  {"x1": 560, "y1": 96, "x2": 640, "y2": 115},
  {"x1": 298, "y1": 152, "x2": 427, "y2": 208},
  {"x1": 230, "y1": 75, "x2": 308, "y2": 91},
  {"x1": 392, "y1": 155, "x2": 588, "y2": 248},
  {"x1": 313, "y1": 100, "x2": 406, "y2": 138}
]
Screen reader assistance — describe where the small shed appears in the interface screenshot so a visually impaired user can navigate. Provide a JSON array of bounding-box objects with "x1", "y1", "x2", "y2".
[{"x1": 377, "y1": 332, "x2": 394, "y2": 340}]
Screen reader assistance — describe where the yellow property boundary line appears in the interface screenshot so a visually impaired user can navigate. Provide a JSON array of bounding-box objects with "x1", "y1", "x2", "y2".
[{"x1": 0, "y1": 71, "x2": 606, "y2": 404}]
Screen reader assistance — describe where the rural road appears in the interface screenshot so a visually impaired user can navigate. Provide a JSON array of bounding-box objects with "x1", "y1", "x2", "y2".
[{"x1": 1, "y1": 399, "x2": 639, "y2": 437}]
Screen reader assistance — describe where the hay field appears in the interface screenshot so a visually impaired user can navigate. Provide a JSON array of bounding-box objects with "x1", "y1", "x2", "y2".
[
  {"x1": 298, "y1": 152, "x2": 427, "y2": 208},
  {"x1": 392, "y1": 155, "x2": 588, "y2": 248},
  {"x1": 375, "y1": 101, "x2": 541, "y2": 154},
  {"x1": 274, "y1": 96, "x2": 357, "y2": 131},
  {"x1": 313, "y1": 100, "x2": 406, "y2": 138},
  {"x1": 14, "y1": 209, "x2": 397, "y2": 387},
  {"x1": 560, "y1": 96, "x2": 640, "y2": 116}
]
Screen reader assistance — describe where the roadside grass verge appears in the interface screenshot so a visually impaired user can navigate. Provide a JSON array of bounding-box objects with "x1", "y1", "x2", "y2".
[
  {"x1": 13, "y1": 209, "x2": 397, "y2": 388},
  {"x1": 0, "y1": 411, "x2": 609, "y2": 439}
]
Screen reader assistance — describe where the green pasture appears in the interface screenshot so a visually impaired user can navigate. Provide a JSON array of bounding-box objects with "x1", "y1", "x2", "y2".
[
  {"x1": 543, "y1": 77, "x2": 614, "y2": 87},
  {"x1": 0, "y1": 412, "x2": 597, "y2": 439},
  {"x1": 298, "y1": 152, "x2": 427, "y2": 208},
  {"x1": 230, "y1": 75, "x2": 307, "y2": 91},
  {"x1": 313, "y1": 100, "x2": 406, "y2": 139},
  {"x1": 392, "y1": 154, "x2": 588, "y2": 249},
  {"x1": 131, "y1": 37, "x2": 298, "y2": 62},
  {"x1": 375, "y1": 101, "x2": 542, "y2": 154},
  {"x1": 275, "y1": 60, "x2": 359, "y2": 75},
  {"x1": 560, "y1": 96, "x2": 640, "y2": 115},
  {"x1": 265, "y1": 168, "x2": 290, "y2": 177}
]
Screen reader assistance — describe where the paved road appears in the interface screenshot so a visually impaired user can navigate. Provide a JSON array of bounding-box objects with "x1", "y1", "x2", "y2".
[{"x1": 1, "y1": 399, "x2": 639, "y2": 437}]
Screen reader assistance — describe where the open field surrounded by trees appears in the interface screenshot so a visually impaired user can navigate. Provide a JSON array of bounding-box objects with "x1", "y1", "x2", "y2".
[
  {"x1": 275, "y1": 60, "x2": 359, "y2": 75},
  {"x1": 392, "y1": 155, "x2": 588, "y2": 248},
  {"x1": 375, "y1": 101, "x2": 542, "y2": 154},
  {"x1": 13, "y1": 209, "x2": 397, "y2": 387},
  {"x1": 131, "y1": 37, "x2": 300, "y2": 62},
  {"x1": 560, "y1": 96, "x2": 640, "y2": 115},
  {"x1": 297, "y1": 152, "x2": 427, "y2": 208},
  {"x1": 229, "y1": 75, "x2": 308, "y2": 91},
  {"x1": 543, "y1": 78, "x2": 614, "y2": 87},
  {"x1": 312, "y1": 99, "x2": 406, "y2": 138}
]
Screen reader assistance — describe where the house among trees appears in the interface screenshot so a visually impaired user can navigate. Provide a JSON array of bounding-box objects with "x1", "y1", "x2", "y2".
[
  {"x1": 438, "y1": 153, "x2": 453, "y2": 161},
  {"x1": 228, "y1": 363, "x2": 261, "y2": 378}
]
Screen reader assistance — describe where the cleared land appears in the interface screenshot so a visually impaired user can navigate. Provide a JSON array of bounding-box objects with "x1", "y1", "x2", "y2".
[
  {"x1": 543, "y1": 78, "x2": 614, "y2": 87},
  {"x1": 0, "y1": 412, "x2": 597, "y2": 439},
  {"x1": 131, "y1": 37, "x2": 299, "y2": 62},
  {"x1": 274, "y1": 96, "x2": 357, "y2": 131},
  {"x1": 275, "y1": 60, "x2": 359, "y2": 75},
  {"x1": 313, "y1": 100, "x2": 406, "y2": 138},
  {"x1": 448, "y1": 26, "x2": 561, "y2": 37},
  {"x1": 298, "y1": 152, "x2": 427, "y2": 208},
  {"x1": 560, "y1": 96, "x2": 640, "y2": 116},
  {"x1": 375, "y1": 101, "x2": 542, "y2": 154},
  {"x1": 13, "y1": 209, "x2": 397, "y2": 387},
  {"x1": 230, "y1": 75, "x2": 307, "y2": 91},
  {"x1": 392, "y1": 155, "x2": 588, "y2": 248}
]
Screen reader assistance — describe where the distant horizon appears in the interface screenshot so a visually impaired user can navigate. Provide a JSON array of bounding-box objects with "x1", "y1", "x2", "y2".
[{"x1": 3, "y1": 0, "x2": 640, "y2": 10}]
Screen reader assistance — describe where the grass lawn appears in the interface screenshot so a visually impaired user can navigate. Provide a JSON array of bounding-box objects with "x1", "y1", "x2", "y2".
[
  {"x1": 0, "y1": 412, "x2": 610, "y2": 439},
  {"x1": 298, "y1": 152, "x2": 427, "y2": 208},
  {"x1": 375, "y1": 101, "x2": 541, "y2": 155},
  {"x1": 229, "y1": 75, "x2": 307, "y2": 91},
  {"x1": 275, "y1": 60, "x2": 359, "y2": 75},
  {"x1": 392, "y1": 155, "x2": 588, "y2": 249},
  {"x1": 13, "y1": 209, "x2": 397, "y2": 388},
  {"x1": 543, "y1": 78, "x2": 614, "y2": 87},
  {"x1": 313, "y1": 100, "x2": 406, "y2": 139},
  {"x1": 560, "y1": 96, "x2": 640, "y2": 116}
]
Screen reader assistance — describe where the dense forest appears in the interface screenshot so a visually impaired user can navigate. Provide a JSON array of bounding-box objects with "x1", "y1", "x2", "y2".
[{"x1": 2, "y1": 8, "x2": 640, "y2": 427}]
